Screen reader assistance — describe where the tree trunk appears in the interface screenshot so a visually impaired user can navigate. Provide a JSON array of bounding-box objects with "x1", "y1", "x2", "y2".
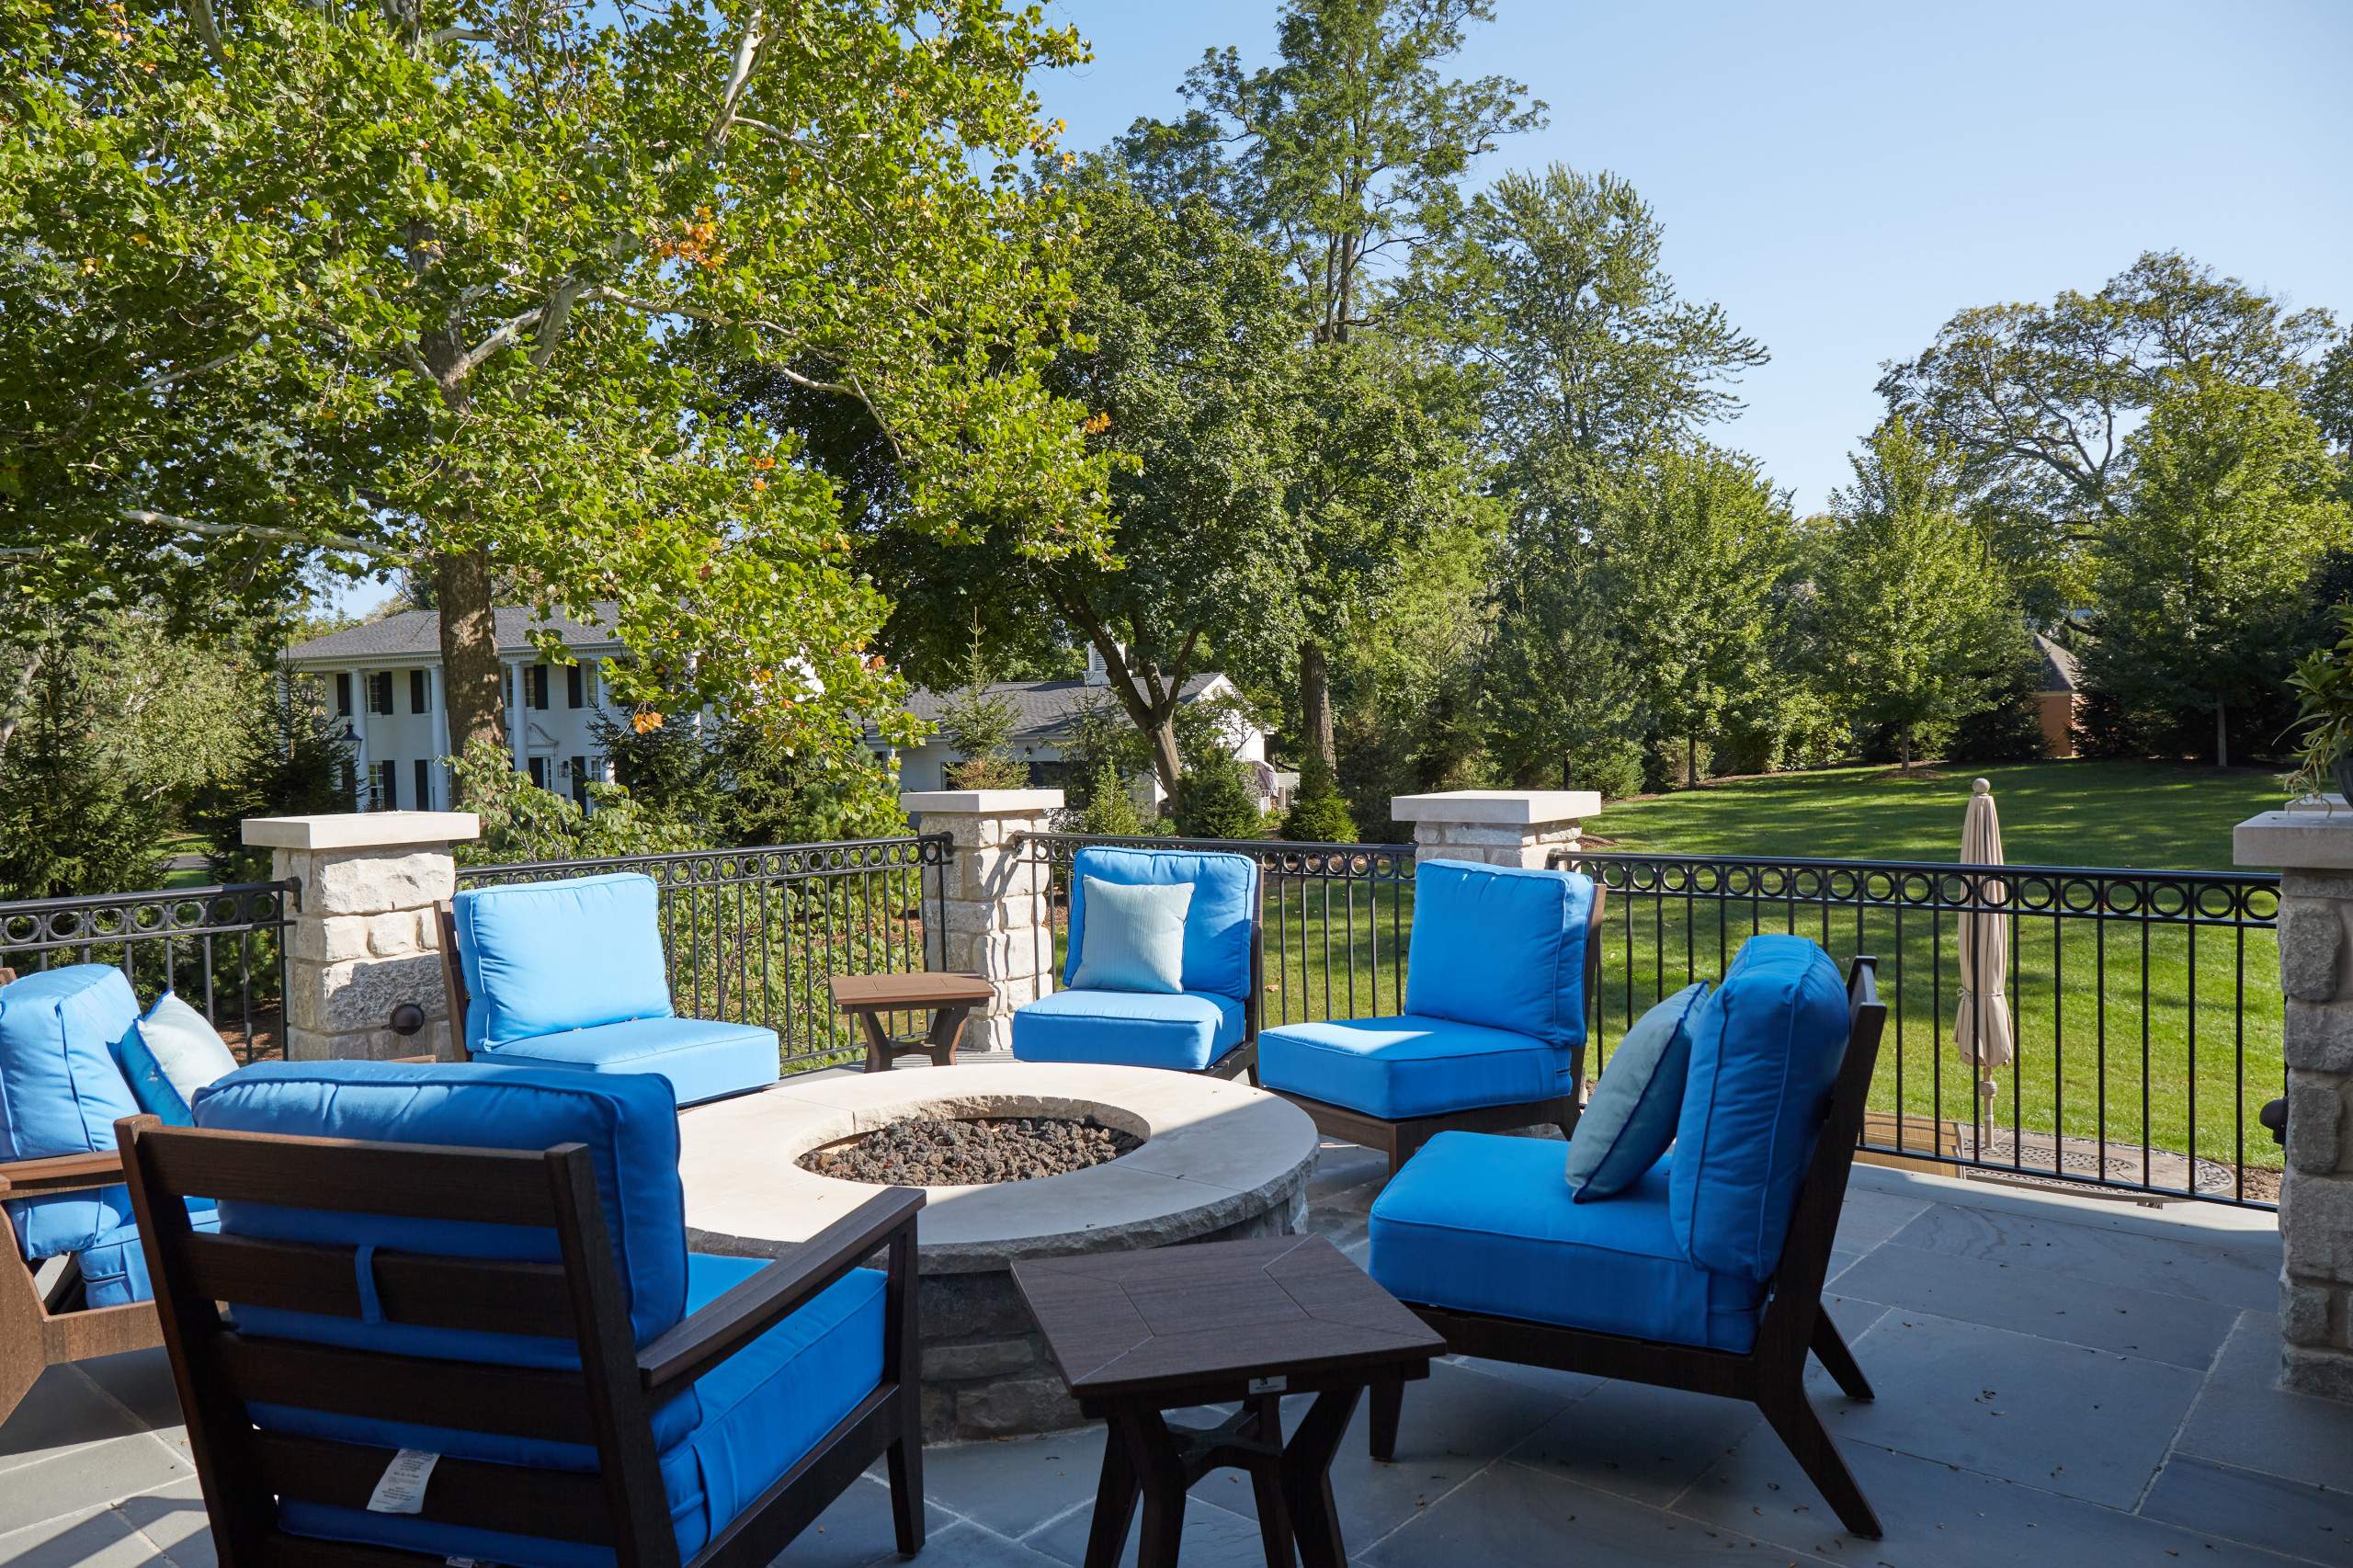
[
  {"x1": 1147, "y1": 718, "x2": 1183, "y2": 806},
  {"x1": 2215, "y1": 694, "x2": 2228, "y2": 769},
  {"x1": 1686, "y1": 733, "x2": 1698, "y2": 790},
  {"x1": 1901, "y1": 726, "x2": 1912, "y2": 773},
  {"x1": 435, "y1": 547, "x2": 505, "y2": 800},
  {"x1": 0, "y1": 642, "x2": 44, "y2": 791},
  {"x1": 1300, "y1": 639, "x2": 1336, "y2": 773}
]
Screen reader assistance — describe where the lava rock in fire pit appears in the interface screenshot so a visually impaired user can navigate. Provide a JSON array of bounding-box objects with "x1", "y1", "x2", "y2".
[{"x1": 800, "y1": 1116, "x2": 1142, "y2": 1187}]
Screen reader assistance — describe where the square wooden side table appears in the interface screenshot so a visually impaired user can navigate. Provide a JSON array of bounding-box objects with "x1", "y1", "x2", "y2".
[
  {"x1": 828, "y1": 971, "x2": 996, "y2": 1072},
  {"x1": 1014, "y1": 1233, "x2": 1445, "y2": 1568}
]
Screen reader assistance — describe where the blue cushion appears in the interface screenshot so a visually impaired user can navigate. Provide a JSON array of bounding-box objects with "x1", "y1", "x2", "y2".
[
  {"x1": 1370, "y1": 1131, "x2": 1765, "y2": 1353},
  {"x1": 1566, "y1": 983, "x2": 1706, "y2": 1201},
  {"x1": 1012, "y1": 988, "x2": 1245, "y2": 1072},
  {"x1": 191, "y1": 1062, "x2": 689, "y2": 1359},
  {"x1": 120, "y1": 991, "x2": 241, "y2": 1126},
  {"x1": 1258, "y1": 1014, "x2": 1571, "y2": 1119},
  {"x1": 1671, "y1": 936, "x2": 1850, "y2": 1284},
  {"x1": 479, "y1": 1017, "x2": 780, "y2": 1107},
  {"x1": 452, "y1": 873, "x2": 674, "y2": 1051},
  {"x1": 0, "y1": 965, "x2": 143, "y2": 1259},
  {"x1": 1403, "y1": 860, "x2": 1593, "y2": 1051},
  {"x1": 275, "y1": 1254, "x2": 887, "y2": 1568},
  {"x1": 79, "y1": 1201, "x2": 221, "y2": 1309},
  {"x1": 1068, "y1": 877, "x2": 1192, "y2": 994},
  {"x1": 1063, "y1": 846, "x2": 1257, "y2": 1003}
]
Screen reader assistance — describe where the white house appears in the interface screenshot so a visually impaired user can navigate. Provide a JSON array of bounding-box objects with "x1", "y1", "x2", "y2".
[
  {"x1": 279, "y1": 604, "x2": 627, "y2": 812},
  {"x1": 883, "y1": 645, "x2": 1282, "y2": 812}
]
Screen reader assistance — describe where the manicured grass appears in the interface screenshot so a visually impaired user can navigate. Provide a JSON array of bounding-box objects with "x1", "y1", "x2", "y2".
[
  {"x1": 1584, "y1": 759, "x2": 2287, "y2": 1186},
  {"x1": 1593, "y1": 759, "x2": 2283, "y2": 871}
]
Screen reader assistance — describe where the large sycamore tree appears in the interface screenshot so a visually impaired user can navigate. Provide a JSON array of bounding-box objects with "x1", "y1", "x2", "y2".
[{"x1": 4, "y1": 0, "x2": 1108, "y2": 785}]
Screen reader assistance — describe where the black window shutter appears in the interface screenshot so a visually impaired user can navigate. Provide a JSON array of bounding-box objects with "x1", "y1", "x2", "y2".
[
  {"x1": 336, "y1": 673, "x2": 352, "y2": 716},
  {"x1": 378, "y1": 759, "x2": 397, "y2": 810},
  {"x1": 411, "y1": 669, "x2": 428, "y2": 712},
  {"x1": 567, "y1": 665, "x2": 584, "y2": 708},
  {"x1": 414, "y1": 757, "x2": 431, "y2": 811}
]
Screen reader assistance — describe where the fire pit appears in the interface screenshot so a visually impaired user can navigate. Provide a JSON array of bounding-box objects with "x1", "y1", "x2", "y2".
[
  {"x1": 799, "y1": 1115, "x2": 1140, "y2": 1186},
  {"x1": 676, "y1": 1062, "x2": 1319, "y2": 1442}
]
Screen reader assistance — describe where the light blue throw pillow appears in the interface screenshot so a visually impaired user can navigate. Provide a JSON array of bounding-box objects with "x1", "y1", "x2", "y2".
[
  {"x1": 120, "y1": 991, "x2": 241, "y2": 1126},
  {"x1": 1565, "y1": 982, "x2": 1708, "y2": 1201},
  {"x1": 1069, "y1": 877, "x2": 1194, "y2": 994}
]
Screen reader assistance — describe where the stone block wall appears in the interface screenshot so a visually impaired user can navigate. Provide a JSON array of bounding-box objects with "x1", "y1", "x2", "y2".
[
  {"x1": 1391, "y1": 790, "x2": 1602, "y2": 870},
  {"x1": 904, "y1": 790, "x2": 1062, "y2": 1053}
]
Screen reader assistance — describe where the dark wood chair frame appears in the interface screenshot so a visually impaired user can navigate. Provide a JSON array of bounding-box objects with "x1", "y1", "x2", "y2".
[
  {"x1": 0, "y1": 1147, "x2": 165, "y2": 1426},
  {"x1": 1368, "y1": 955, "x2": 1892, "y2": 1540},
  {"x1": 1266, "y1": 883, "x2": 1607, "y2": 1176},
  {"x1": 116, "y1": 1112, "x2": 928, "y2": 1568}
]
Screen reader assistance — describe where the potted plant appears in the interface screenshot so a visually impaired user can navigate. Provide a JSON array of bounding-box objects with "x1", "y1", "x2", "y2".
[{"x1": 2286, "y1": 606, "x2": 2353, "y2": 805}]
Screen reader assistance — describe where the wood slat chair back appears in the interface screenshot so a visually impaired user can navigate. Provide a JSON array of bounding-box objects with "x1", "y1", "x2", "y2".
[
  {"x1": 434, "y1": 902, "x2": 474, "y2": 1061},
  {"x1": 118, "y1": 1117, "x2": 693, "y2": 1568}
]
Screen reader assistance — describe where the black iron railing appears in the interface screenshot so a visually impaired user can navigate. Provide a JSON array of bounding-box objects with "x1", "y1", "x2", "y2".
[
  {"x1": 1008, "y1": 834, "x2": 1415, "y2": 1023},
  {"x1": 0, "y1": 882, "x2": 296, "y2": 1063},
  {"x1": 1557, "y1": 851, "x2": 2284, "y2": 1209},
  {"x1": 454, "y1": 835, "x2": 951, "y2": 1073}
]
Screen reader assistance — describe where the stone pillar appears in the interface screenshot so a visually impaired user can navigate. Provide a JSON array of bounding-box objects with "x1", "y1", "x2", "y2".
[
  {"x1": 244, "y1": 811, "x2": 482, "y2": 1062},
  {"x1": 1390, "y1": 790, "x2": 1603, "y2": 869},
  {"x1": 903, "y1": 790, "x2": 1063, "y2": 1054},
  {"x1": 2238, "y1": 805, "x2": 2353, "y2": 1400}
]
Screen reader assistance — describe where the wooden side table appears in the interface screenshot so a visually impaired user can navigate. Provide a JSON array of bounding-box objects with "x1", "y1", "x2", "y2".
[
  {"x1": 1014, "y1": 1233, "x2": 1445, "y2": 1568},
  {"x1": 828, "y1": 971, "x2": 996, "y2": 1073}
]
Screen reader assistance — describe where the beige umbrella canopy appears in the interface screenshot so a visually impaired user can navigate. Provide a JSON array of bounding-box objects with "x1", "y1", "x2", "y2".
[{"x1": 1954, "y1": 778, "x2": 2015, "y2": 1117}]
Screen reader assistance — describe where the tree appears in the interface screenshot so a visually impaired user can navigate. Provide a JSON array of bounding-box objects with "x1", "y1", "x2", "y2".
[
  {"x1": 187, "y1": 673, "x2": 359, "y2": 883},
  {"x1": 6, "y1": 0, "x2": 1108, "y2": 798},
  {"x1": 1279, "y1": 750, "x2": 1358, "y2": 841},
  {"x1": 1118, "y1": 0, "x2": 1540, "y2": 771},
  {"x1": 2085, "y1": 379, "x2": 2349, "y2": 766},
  {"x1": 1813, "y1": 421, "x2": 2024, "y2": 772},
  {"x1": 937, "y1": 622, "x2": 1028, "y2": 790},
  {"x1": 1877, "y1": 252, "x2": 2336, "y2": 618}
]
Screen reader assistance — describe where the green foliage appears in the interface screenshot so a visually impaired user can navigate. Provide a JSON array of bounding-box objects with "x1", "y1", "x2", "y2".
[
  {"x1": 1945, "y1": 652, "x2": 2052, "y2": 766},
  {"x1": 938, "y1": 622, "x2": 1028, "y2": 790},
  {"x1": 0, "y1": 652, "x2": 167, "y2": 898},
  {"x1": 1173, "y1": 752, "x2": 1265, "y2": 840},
  {"x1": 449, "y1": 739, "x2": 704, "y2": 868},
  {"x1": 1066, "y1": 761, "x2": 1151, "y2": 837},
  {"x1": 2085, "y1": 379, "x2": 2349, "y2": 765},
  {"x1": 1812, "y1": 421, "x2": 2025, "y2": 770},
  {"x1": 1279, "y1": 752, "x2": 1358, "y2": 842},
  {"x1": 590, "y1": 711, "x2": 906, "y2": 849},
  {"x1": 187, "y1": 675, "x2": 358, "y2": 884},
  {"x1": 2285, "y1": 607, "x2": 2353, "y2": 798}
]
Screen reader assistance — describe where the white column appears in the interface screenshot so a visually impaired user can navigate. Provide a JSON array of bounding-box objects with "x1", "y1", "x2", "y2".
[
  {"x1": 245, "y1": 811, "x2": 483, "y2": 1062},
  {"x1": 901, "y1": 790, "x2": 1063, "y2": 1052},
  {"x1": 1390, "y1": 790, "x2": 1603, "y2": 869},
  {"x1": 2238, "y1": 806, "x2": 2353, "y2": 1400},
  {"x1": 505, "y1": 657, "x2": 528, "y2": 774},
  {"x1": 349, "y1": 664, "x2": 371, "y2": 809}
]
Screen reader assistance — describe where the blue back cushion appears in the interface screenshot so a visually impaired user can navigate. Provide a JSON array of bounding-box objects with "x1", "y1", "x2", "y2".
[
  {"x1": 1403, "y1": 860, "x2": 1593, "y2": 1051},
  {"x1": 191, "y1": 1061, "x2": 689, "y2": 1363},
  {"x1": 1669, "y1": 936, "x2": 1850, "y2": 1283},
  {"x1": 1063, "y1": 847, "x2": 1258, "y2": 1003},
  {"x1": 453, "y1": 873, "x2": 673, "y2": 1051},
  {"x1": 0, "y1": 966, "x2": 142, "y2": 1258}
]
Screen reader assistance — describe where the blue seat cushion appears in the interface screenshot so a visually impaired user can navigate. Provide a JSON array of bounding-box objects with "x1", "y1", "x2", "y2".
[
  {"x1": 0, "y1": 965, "x2": 144, "y2": 1259},
  {"x1": 1063, "y1": 846, "x2": 1258, "y2": 1004},
  {"x1": 1258, "y1": 1014, "x2": 1571, "y2": 1120},
  {"x1": 274, "y1": 1254, "x2": 887, "y2": 1568},
  {"x1": 480, "y1": 1017, "x2": 780, "y2": 1107},
  {"x1": 1403, "y1": 860, "x2": 1593, "y2": 1051},
  {"x1": 1671, "y1": 936, "x2": 1851, "y2": 1284},
  {"x1": 452, "y1": 873, "x2": 674, "y2": 1052},
  {"x1": 1370, "y1": 1131, "x2": 1766, "y2": 1354},
  {"x1": 79, "y1": 1200, "x2": 221, "y2": 1309},
  {"x1": 1012, "y1": 988, "x2": 1245, "y2": 1072},
  {"x1": 192, "y1": 1062, "x2": 689, "y2": 1359}
]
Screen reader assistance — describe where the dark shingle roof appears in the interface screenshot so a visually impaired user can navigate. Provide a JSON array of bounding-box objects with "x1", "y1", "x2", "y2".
[
  {"x1": 2034, "y1": 633, "x2": 2082, "y2": 693},
  {"x1": 888, "y1": 675, "x2": 1225, "y2": 744},
  {"x1": 280, "y1": 604, "x2": 623, "y2": 665}
]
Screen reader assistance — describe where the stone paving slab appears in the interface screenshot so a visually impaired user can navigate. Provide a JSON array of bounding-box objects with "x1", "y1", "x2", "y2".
[{"x1": 15, "y1": 1135, "x2": 2347, "y2": 1568}]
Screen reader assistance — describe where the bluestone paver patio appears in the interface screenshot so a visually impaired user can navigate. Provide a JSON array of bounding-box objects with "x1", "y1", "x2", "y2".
[{"x1": 3, "y1": 1131, "x2": 2337, "y2": 1567}]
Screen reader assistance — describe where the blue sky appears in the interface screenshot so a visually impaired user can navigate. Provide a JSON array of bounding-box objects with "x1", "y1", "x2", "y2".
[{"x1": 1035, "y1": 0, "x2": 2353, "y2": 515}]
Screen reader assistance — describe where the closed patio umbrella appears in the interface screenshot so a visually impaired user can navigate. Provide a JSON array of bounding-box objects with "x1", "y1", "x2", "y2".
[{"x1": 1954, "y1": 778, "x2": 2014, "y2": 1119}]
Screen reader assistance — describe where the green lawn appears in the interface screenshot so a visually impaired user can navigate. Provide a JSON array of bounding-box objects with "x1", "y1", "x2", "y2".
[
  {"x1": 1582, "y1": 759, "x2": 2287, "y2": 1188},
  {"x1": 1592, "y1": 759, "x2": 2283, "y2": 871}
]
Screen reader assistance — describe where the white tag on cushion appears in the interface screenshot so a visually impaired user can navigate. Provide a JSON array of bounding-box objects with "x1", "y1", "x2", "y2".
[
  {"x1": 1070, "y1": 878, "x2": 1194, "y2": 994},
  {"x1": 367, "y1": 1449, "x2": 440, "y2": 1514},
  {"x1": 120, "y1": 991, "x2": 240, "y2": 1126}
]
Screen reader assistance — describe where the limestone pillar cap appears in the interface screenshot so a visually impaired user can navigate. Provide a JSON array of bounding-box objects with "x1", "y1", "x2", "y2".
[
  {"x1": 901, "y1": 790, "x2": 1064, "y2": 813},
  {"x1": 1390, "y1": 790, "x2": 1602, "y2": 825},
  {"x1": 2236, "y1": 809, "x2": 2353, "y2": 870},
  {"x1": 244, "y1": 811, "x2": 483, "y2": 850}
]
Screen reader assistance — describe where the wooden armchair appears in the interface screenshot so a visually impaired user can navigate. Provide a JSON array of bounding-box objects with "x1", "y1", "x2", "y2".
[
  {"x1": 117, "y1": 1084, "x2": 926, "y2": 1568},
  {"x1": 0, "y1": 1147, "x2": 163, "y2": 1424}
]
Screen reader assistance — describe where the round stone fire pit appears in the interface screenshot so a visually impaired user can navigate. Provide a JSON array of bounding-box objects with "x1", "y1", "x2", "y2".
[{"x1": 676, "y1": 1062, "x2": 1319, "y2": 1441}]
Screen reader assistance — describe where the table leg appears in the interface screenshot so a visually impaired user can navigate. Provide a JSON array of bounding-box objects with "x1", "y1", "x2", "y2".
[
  {"x1": 1118, "y1": 1410, "x2": 1190, "y2": 1568},
  {"x1": 926, "y1": 1003, "x2": 971, "y2": 1067},
  {"x1": 1245, "y1": 1395, "x2": 1297, "y2": 1568},
  {"x1": 1083, "y1": 1410, "x2": 1143, "y2": 1568},
  {"x1": 856, "y1": 1009, "x2": 896, "y2": 1074},
  {"x1": 1279, "y1": 1386, "x2": 1362, "y2": 1568}
]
